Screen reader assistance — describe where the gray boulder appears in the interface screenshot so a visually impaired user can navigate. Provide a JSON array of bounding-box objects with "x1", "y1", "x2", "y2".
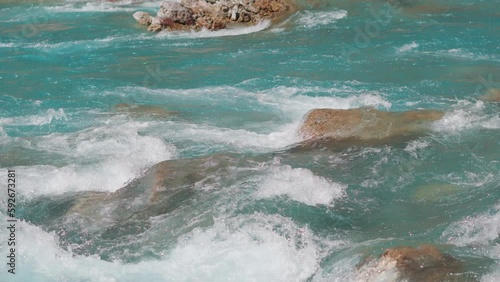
[
  {"x1": 156, "y1": 1, "x2": 195, "y2": 25},
  {"x1": 133, "y1": 11, "x2": 153, "y2": 26}
]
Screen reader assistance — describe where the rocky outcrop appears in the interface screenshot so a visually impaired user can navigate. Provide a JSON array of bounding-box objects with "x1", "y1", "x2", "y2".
[
  {"x1": 356, "y1": 245, "x2": 465, "y2": 281},
  {"x1": 299, "y1": 108, "x2": 444, "y2": 143},
  {"x1": 134, "y1": 0, "x2": 294, "y2": 32}
]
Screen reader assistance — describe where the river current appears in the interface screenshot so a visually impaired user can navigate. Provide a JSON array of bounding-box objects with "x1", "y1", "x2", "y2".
[{"x1": 0, "y1": 0, "x2": 499, "y2": 281}]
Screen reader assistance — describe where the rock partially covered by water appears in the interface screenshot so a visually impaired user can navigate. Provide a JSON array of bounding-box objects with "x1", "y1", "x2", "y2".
[
  {"x1": 112, "y1": 103, "x2": 177, "y2": 118},
  {"x1": 65, "y1": 154, "x2": 247, "y2": 223},
  {"x1": 356, "y1": 245, "x2": 464, "y2": 281},
  {"x1": 479, "y1": 88, "x2": 500, "y2": 102},
  {"x1": 299, "y1": 108, "x2": 444, "y2": 143},
  {"x1": 412, "y1": 183, "x2": 460, "y2": 203},
  {"x1": 134, "y1": 0, "x2": 293, "y2": 32},
  {"x1": 30, "y1": 154, "x2": 254, "y2": 261}
]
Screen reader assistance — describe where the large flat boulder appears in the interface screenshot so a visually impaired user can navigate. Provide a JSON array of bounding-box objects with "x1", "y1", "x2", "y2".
[{"x1": 299, "y1": 108, "x2": 444, "y2": 143}]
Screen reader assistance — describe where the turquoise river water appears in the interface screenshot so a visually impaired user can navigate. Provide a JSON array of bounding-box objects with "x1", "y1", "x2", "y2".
[{"x1": 0, "y1": 0, "x2": 499, "y2": 281}]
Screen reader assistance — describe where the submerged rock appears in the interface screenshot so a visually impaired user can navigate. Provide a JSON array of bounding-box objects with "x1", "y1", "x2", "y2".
[
  {"x1": 479, "y1": 88, "x2": 500, "y2": 103},
  {"x1": 356, "y1": 245, "x2": 465, "y2": 281},
  {"x1": 65, "y1": 154, "x2": 247, "y2": 223},
  {"x1": 24, "y1": 154, "x2": 253, "y2": 261},
  {"x1": 298, "y1": 108, "x2": 444, "y2": 144},
  {"x1": 112, "y1": 103, "x2": 177, "y2": 117},
  {"x1": 412, "y1": 183, "x2": 460, "y2": 203},
  {"x1": 133, "y1": 0, "x2": 294, "y2": 32}
]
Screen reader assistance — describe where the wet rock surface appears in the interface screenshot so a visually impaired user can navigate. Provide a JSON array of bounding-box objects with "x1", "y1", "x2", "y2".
[
  {"x1": 299, "y1": 108, "x2": 444, "y2": 143},
  {"x1": 356, "y1": 245, "x2": 470, "y2": 282},
  {"x1": 479, "y1": 88, "x2": 500, "y2": 102}
]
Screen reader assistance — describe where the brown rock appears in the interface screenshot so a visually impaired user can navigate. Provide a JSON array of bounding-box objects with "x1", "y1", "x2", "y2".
[
  {"x1": 479, "y1": 88, "x2": 500, "y2": 102},
  {"x1": 112, "y1": 103, "x2": 177, "y2": 118},
  {"x1": 255, "y1": 0, "x2": 290, "y2": 16},
  {"x1": 150, "y1": 154, "x2": 238, "y2": 202},
  {"x1": 239, "y1": 10, "x2": 252, "y2": 22},
  {"x1": 147, "y1": 23, "x2": 163, "y2": 32},
  {"x1": 195, "y1": 17, "x2": 210, "y2": 29},
  {"x1": 157, "y1": 1, "x2": 195, "y2": 25},
  {"x1": 299, "y1": 108, "x2": 445, "y2": 142},
  {"x1": 356, "y1": 245, "x2": 466, "y2": 282},
  {"x1": 211, "y1": 19, "x2": 226, "y2": 30},
  {"x1": 383, "y1": 245, "x2": 464, "y2": 281},
  {"x1": 383, "y1": 245, "x2": 457, "y2": 272}
]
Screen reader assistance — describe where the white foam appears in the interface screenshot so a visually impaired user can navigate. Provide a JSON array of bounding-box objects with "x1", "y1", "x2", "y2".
[
  {"x1": 279, "y1": 92, "x2": 392, "y2": 115},
  {"x1": 140, "y1": 0, "x2": 174, "y2": 8},
  {"x1": 354, "y1": 257, "x2": 400, "y2": 282},
  {"x1": 270, "y1": 27, "x2": 285, "y2": 33},
  {"x1": 0, "y1": 121, "x2": 176, "y2": 198},
  {"x1": 442, "y1": 203, "x2": 500, "y2": 249},
  {"x1": 404, "y1": 139, "x2": 429, "y2": 158},
  {"x1": 21, "y1": 34, "x2": 202, "y2": 53},
  {"x1": 7, "y1": 218, "x2": 116, "y2": 281},
  {"x1": 480, "y1": 115, "x2": 500, "y2": 129},
  {"x1": 156, "y1": 20, "x2": 271, "y2": 39},
  {"x1": 482, "y1": 268, "x2": 500, "y2": 282},
  {"x1": 123, "y1": 85, "x2": 392, "y2": 116},
  {"x1": 311, "y1": 257, "x2": 360, "y2": 282},
  {"x1": 0, "y1": 42, "x2": 15, "y2": 48},
  {"x1": 397, "y1": 41, "x2": 419, "y2": 53},
  {"x1": 481, "y1": 239, "x2": 500, "y2": 280},
  {"x1": 313, "y1": 251, "x2": 400, "y2": 282},
  {"x1": 165, "y1": 214, "x2": 321, "y2": 281},
  {"x1": 296, "y1": 10, "x2": 348, "y2": 29},
  {"x1": 110, "y1": 85, "x2": 391, "y2": 150},
  {"x1": 8, "y1": 213, "x2": 334, "y2": 282},
  {"x1": 0, "y1": 108, "x2": 67, "y2": 126},
  {"x1": 256, "y1": 162, "x2": 346, "y2": 206},
  {"x1": 443, "y1": 203, "x2": 500, "y2": 281},
  {"x1": 23, "y1": 35, "x2": 134, "y2": 52},
  {"x1": 432, "y1": 100, "x2": 500, "y2": 133},
  {"x1": 445, "y1": 48, "x2": 489, "y2": 60},
  {"x1": 160, "y1": 121, "x2": 302, "y2": 151},
  {"x1": 47, "y1": 2, "x2": 138, "y2": 13},
  {"x1": 423, "y1": 48, "x2": 497, "y2": 62}
]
